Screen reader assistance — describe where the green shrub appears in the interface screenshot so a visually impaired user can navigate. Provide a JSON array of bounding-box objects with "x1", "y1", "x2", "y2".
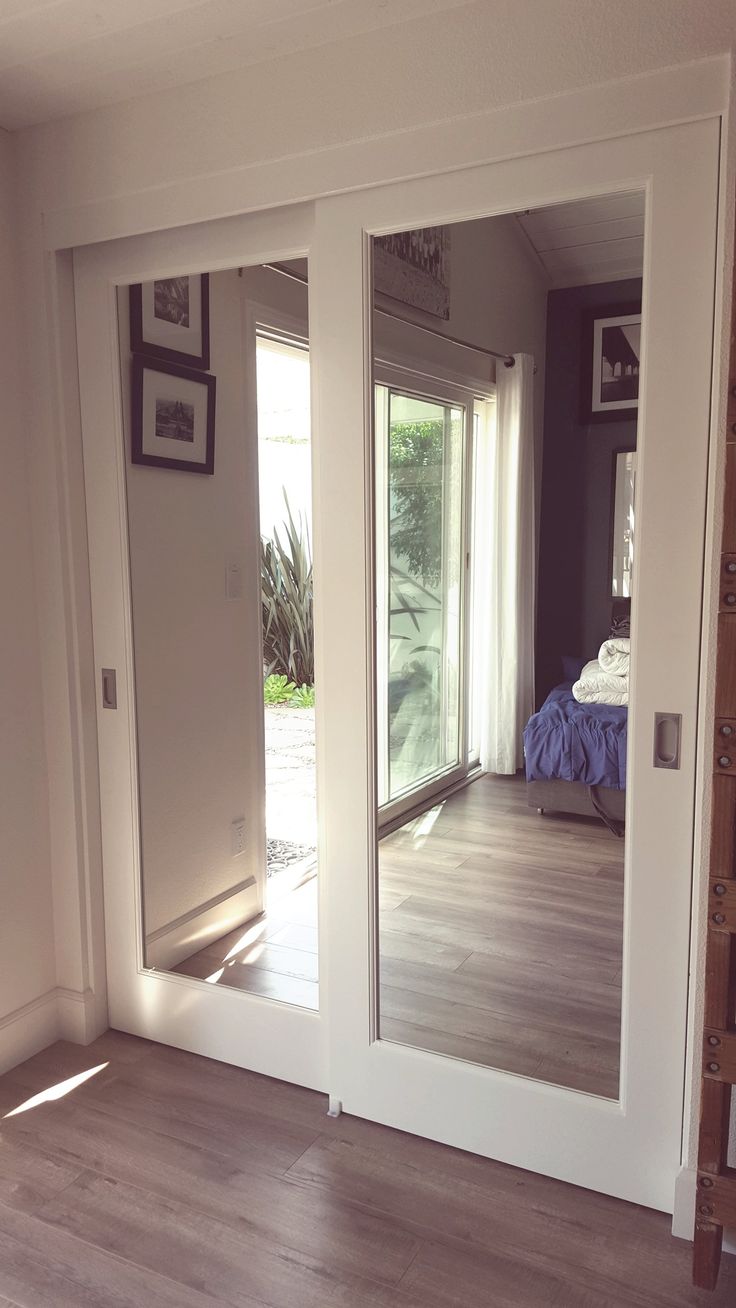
[
  {"x1": 263, "y1": 674, "x2": 296, "y2": 705},
  {"x1": 261, "y1": 495, "x2": 314, "y2": 685},
  {"x1": 291, "y1": 684, "x2": 315, "y2": 708}
]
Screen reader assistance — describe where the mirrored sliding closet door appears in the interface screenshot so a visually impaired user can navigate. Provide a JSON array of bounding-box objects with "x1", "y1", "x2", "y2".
[
  {"x1": 74, "y1": 204, "x2": 326, "y2": 1090},
  {"x1": 315, "y1": 120, "x2": 719, "y2": 1209}
]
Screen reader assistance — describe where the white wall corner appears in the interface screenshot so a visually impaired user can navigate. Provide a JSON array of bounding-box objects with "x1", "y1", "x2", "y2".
[
  {"x1": 672, "y1": 1167, "x2": 736, "y2": 1255},
  {"x1": 0, "y1": 990, "x2": 60, "y2": 1075},
  {"x1": 56, "y1": 985, "x2": 107, "y2": 1045},
  {"x1": 0, "y1": 983, "x2": 108, "y2": 1077}
]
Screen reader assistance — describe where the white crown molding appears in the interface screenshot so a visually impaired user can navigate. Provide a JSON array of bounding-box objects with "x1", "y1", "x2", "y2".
[{"x1": 42, "y1": 55, "x2": 729, "y2": 252}]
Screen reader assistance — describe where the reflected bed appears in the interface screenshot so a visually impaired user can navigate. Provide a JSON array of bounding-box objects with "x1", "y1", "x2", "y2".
[{"x1": 523, "y1": 682, "x2": 627, "y2": 828}]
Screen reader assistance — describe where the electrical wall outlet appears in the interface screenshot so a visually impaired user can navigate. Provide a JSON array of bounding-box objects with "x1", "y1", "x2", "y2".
[{"x1": 231, "y1": 818, "x2": 246, "y2": 857}]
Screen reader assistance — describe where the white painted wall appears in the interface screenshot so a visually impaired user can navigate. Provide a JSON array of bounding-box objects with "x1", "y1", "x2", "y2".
[
  {"x1": 0, "y1": 130, "x2": 57, "y2": 1069},
  {"x1": 118, "y1": 269, "x2": 265, "y2": 965}
]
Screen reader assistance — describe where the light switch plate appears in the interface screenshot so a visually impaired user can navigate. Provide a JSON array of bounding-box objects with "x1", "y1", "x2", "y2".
[
  {"x1": 231, "y1": 818, "x2": 246, "y2": 857},
  {"x1": 225, "y1": 558, "x2": 243, "y2": 600}
]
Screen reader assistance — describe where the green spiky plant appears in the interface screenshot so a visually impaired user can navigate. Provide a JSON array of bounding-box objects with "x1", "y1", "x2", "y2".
[{"x1": 261, "y1": 494, "x2": 314, "y2": 687}]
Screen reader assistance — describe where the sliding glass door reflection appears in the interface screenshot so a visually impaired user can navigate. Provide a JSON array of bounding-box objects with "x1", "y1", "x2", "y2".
[{"x1": 376, "y1": 386, "x2": 465, "y2": 811}]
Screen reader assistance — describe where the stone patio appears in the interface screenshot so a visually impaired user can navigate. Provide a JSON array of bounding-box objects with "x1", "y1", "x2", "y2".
[{"x1": 263, "y1": 703, "x2": 316, "y2": 875}]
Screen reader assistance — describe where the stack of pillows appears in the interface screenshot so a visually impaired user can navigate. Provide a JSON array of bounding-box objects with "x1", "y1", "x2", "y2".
[{"x1": 572, "y1": 637, "x2": 630, "y2": 707}]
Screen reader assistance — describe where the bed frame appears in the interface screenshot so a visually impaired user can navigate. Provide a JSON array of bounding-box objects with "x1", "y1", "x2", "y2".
[{"x1": 526, "y1": 778, "x2": 626, "y2": 828}]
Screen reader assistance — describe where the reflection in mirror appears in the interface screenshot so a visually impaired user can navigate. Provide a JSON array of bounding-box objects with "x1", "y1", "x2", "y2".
[
  {"x1": 118, "y1": 260, "x2": 318, "y2": 1008},
  {"x1": 374, "y1": 195, "x2": 643, "y2": 1096},
  {"x1": 611, "y1": 449, "x2": 636, "y2": 598}
]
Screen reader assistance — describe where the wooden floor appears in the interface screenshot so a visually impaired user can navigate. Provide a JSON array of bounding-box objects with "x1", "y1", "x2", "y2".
[
  {"x1": 173, "y1": 873, "x2": 319, "y2": 1010},
  {"x1": 176, "y1": 774, "x2": 623, "y2": 1096},
  {"x1": 379, "y1": 774, "x2": 624, "y2": 1097},
  {"x1": 0, "y1": 1030, "x2": 733, "y2": 1307}
]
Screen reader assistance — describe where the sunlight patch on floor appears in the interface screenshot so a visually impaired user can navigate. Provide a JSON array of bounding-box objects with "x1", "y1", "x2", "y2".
[{"x1": 4, "y1": 1062, "x2": 109, "y2": 1117}]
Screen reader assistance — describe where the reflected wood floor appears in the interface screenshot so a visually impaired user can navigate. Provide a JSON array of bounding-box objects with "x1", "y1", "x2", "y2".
[
  {"x1": 0, "y1": 1031, "x2": 734, "y2": 1307},
  {"x1": 176, "y1": 775, "x2": 623, "y2": 1095},
  {"x1": 379, "y1": 774, "x2": 624, "y2": 1097},
  {"x1": 173, "y1": 874, "x2": 319, "y2": 1010}
]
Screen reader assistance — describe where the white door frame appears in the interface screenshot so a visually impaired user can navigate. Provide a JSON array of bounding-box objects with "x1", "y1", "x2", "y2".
[
  {"x1": 74, "y1": 201, "x2": 327, "y2": 1091},
  {"x1": 311, "y1": 118, "x2": 720, "y2": 1212},
  {"x1": 32, "y1": 61, "x2": 726, "y2": 1163}
]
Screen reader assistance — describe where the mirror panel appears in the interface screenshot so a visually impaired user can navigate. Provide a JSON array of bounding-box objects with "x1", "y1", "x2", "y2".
[
  {"x1": 373, "y1": 197, "x2": 643, "y2": 1096},
  {"x1": 118, "y1": 261, "x2": 318, "y2": 1007}
]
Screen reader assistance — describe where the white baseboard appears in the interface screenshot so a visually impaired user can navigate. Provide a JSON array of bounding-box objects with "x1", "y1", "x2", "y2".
[
  {"x1": 0, "y1": 982, "x2": 110, "y2": 1076},
  {"x1": 56, "y1": 985, "x2": 108, "y2": 1045},
  {"x1": 0, "y1": 989, "x2": 60, "y2": 1075},
  {"x1": 672, "y1": 1167, "x2": 736, "y2": 1255},
  {"x1": 145, "y1": 876, "x2": 260, "y2": 970}
]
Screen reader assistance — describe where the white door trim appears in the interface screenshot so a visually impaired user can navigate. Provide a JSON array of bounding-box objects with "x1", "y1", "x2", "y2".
[
  {"x1": 34, "y1": 55, "x2": 730, "y2": 1228},
  {"x1": 44, "y1": 57, "x2": 728, "y2": 252}
]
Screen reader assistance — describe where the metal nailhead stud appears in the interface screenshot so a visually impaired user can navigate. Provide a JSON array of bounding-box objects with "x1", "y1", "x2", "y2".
[
  {"x1": 727, "y1": 561, "x2": 736, "y2": 573},
  {"x1": 718, "y1": 756, "x2": 732, "y2": 767},
  {"x1": 708, "y1": 1035, "x2": 721, "y2": 1047},
  {"x1": 700, "y1": 1177, "x2": 715, "y2": 1188},
  {"x1": 714, "y1": 883, "x2": 727, "y2": 895},
  {"x1": 707, "y1": 1063, "x2": 721, "y2": 1074},
  {"x1": 713, "y1": 913, "x2": 726, "y2": 925},
  {"x1": 726, "y1": 593, "x2": 736, "y2": 605},
  {"x1": 721, "y1": 724, "x2": 733, "y2": 736},
  {"x1": 699, "y1": 1204, "x2": 714, "y2": 1217}
]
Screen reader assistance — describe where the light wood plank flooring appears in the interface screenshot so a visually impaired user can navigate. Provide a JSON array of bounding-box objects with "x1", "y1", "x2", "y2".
[
  {"x1": 175, "y1": 774, "x2": 623, "y2": 1095},
  {"x1": 0, "y1": 1031, "x2": 733, "y2": 1307},
  {"x1": 379, "y1": 774, "x2": 624, "y2": 1097},
  {"x1": 173, "y1": 873, "x2": 319, "y2": 1010}
]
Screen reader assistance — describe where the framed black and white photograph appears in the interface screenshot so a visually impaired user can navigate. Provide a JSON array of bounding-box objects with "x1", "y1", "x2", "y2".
[
  {"x1": 373, "y1": 227, "x2": 451, "y2": 319},
  {"x1": 582, "y1": 304, "x2": 641, "y2": 423},
  {"x1": 131, "y1": 356, "x2": 215, "y2": 474},
  {"x1": 130, "y1": 273, "x2": 210, "y2": 369}
]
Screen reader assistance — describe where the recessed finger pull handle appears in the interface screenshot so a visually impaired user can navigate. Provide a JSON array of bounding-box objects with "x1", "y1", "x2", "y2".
[
  {"x1": 101, "y1": 668, "x2": 117, "y2": 710},
  {"x1": 653, "y1": 713, "x2": 681, "y2": 770}
]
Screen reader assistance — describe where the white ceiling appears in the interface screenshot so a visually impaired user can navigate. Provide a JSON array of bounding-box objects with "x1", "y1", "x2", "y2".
[
  {"x1": 516, "y1": 192, "x2": 645, "y2": 289},
  {"x1": 0, "y1": 0, "x2": 469, "y2": 130}
]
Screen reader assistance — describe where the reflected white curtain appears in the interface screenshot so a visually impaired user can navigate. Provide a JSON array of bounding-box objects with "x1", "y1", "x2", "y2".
[{"x1": 478, "y1": 353, "x2": 536, "y2": 774}]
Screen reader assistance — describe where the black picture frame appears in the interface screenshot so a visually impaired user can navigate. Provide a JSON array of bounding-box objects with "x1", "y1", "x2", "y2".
[
  {"x1": 131, "y1": 356, "x2": 216, "y2": 475},
  {"x1": 581, "y1": 301, "x2": 641, "y2": 424},
  {"x1": 130, "y1": 273, "x2": 210, "y2": 369}
]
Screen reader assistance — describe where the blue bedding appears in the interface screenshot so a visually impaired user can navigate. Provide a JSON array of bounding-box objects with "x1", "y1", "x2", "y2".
[{"x1": 523, "y1": 682, "x2": 627, "y2": 790}]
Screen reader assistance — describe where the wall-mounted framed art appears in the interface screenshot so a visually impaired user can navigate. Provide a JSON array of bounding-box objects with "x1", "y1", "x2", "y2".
[
  {"x1": 130, "y1": 273, "x2": 210, "y2": 368},
  {"x1": 131, "y1": 355, "x2": 216, "y2": 474},
  {"x1": 373, "y1": 227, "x2": 450, "y2": 319},
  {"x1": 582, "y1": 303, "x2": 641, "y2": 423}
]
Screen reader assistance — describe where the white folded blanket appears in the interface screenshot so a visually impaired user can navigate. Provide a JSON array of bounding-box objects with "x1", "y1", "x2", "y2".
[
  {"x1": 598, "y1": 636, "x2": 630, "y2": 677},
  {"x1": 572, "y1": 658, "x2": 629, "y2": 706}
]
